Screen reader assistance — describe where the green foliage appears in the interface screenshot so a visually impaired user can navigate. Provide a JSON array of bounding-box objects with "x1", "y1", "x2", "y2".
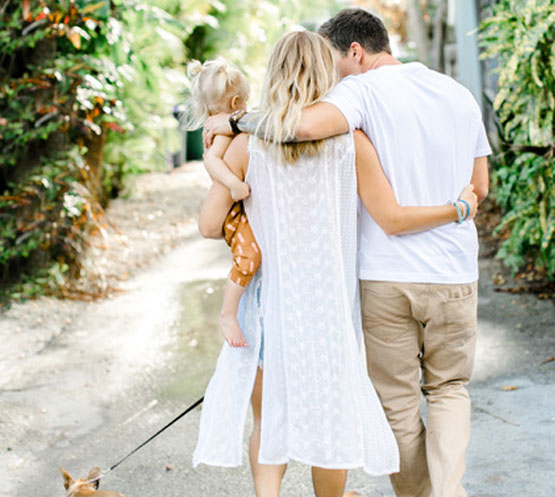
[
  {"x1": 0, "y1": 146, "x2": 103, "y2": 281},
  {"x1": 0, "y1": 0, "x2": 126, "y2": 295},
  {"x1": 100, "y1": 1, "x2": 197, "y2": 191},
  {"x1": 182, "y1": 0, "x2": 341, "y2": 103},
  {"x1": 1, "y1": 1, "x2": 126, "y2": 168},
  {"x1": 479, "y1": 0, "x2": 555, "y2": 278}
]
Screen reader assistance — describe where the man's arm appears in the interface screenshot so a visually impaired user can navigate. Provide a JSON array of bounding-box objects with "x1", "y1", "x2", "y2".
[
  {"x1": 354, "y1": 130, "x2": 477, "y2": 235},
  {"x1": 238, "y1": 103, "x2": 349, "y2": 140},
  {"x1": 470, "y1": 156, "x2": 489, "y2": 204},
  {"x1": 295, "y1": 102, "x2": 350, "y2": 141},
  {"x1": 203, "y1": 102, "x2": 350, "y2": 147}
]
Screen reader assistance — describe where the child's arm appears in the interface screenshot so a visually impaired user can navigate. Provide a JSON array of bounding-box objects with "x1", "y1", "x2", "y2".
[
  {"x1": 205, "y1": 135, "x2": 250, "y2": 201},
  {"x1": 199, "y1": 134, "x2": 250, "y2": 239},
  {"x1": 354, "y1": 130, "x2": 477, "y2": 235}
]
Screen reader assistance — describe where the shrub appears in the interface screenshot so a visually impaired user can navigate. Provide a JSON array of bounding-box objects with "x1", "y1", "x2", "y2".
[
  {"x1": 0, "y1": 0, "x2": 127, "y2": 296},
  {"x1": 480, "y1": 0, "x2": 555, "y2": 278}
]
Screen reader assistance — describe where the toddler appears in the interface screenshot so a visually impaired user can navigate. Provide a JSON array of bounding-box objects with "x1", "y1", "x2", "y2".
[{"x1": 188, "y1": 58, "x2": 260, "y2": 348}]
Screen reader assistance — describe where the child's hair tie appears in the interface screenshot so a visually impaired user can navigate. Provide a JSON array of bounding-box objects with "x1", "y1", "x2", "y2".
[{"x1": 187, "y1": 60, "x2": 203, "y2": 78}]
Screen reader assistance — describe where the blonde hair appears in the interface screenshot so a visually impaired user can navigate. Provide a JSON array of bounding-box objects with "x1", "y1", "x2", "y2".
[
  {"x1": 185, "y1": 57, "x2": 250, "y2": 130},
  {"x1": 257, "y1": 31, "x2": 337, "y2": 163}
]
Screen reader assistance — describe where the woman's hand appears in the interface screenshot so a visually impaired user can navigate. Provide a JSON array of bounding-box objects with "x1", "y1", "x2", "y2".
[
  {"x1": 203, "y1": 113, "x2": 233, "y2": 148},
  {"x1": 458, "y1": 184, "x2": 478, "y2": 220}
]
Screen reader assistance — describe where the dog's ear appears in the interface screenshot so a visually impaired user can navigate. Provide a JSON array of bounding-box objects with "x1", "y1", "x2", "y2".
[
  {"x1": 60, "y1": 466, "x2": 73, "y2": 490},
  {"x1": 86, "y1": 467, "x2": 101, "y2": 490}
]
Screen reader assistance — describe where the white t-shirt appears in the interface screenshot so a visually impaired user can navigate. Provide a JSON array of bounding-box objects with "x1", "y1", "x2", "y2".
[{"x1": 324, "y1": 62, "x2": 492, "y2": 284}]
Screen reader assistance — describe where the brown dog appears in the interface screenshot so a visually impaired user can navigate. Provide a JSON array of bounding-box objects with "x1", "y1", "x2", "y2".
[{"x1": 60, "y1": 466, "x2": 125, "y2": 497}]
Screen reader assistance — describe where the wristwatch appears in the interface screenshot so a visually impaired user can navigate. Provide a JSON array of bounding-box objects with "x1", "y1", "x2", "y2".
[{"x1": 229, "y1": 110, "x2": 247, "y2": 135}]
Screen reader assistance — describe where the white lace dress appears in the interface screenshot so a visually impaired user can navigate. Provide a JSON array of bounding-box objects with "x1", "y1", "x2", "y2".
[{"x1": 193, "y1": 133, "x2": 399, "y2": 474}]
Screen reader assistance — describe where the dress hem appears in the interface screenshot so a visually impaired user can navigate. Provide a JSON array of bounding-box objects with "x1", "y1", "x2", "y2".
[
  {"x1": 192, "y1": 458, "x2": 242, "y2": 469},
  {"x1": 195, "y1": 454, "x2": 399, "y2": 477},
  {"x1": 256, "y1": 451, "x2": 399, "y2": 476}
]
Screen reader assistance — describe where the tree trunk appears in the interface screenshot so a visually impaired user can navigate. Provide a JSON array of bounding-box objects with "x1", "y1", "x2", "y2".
[
  {"x1": 84, "y1": 127, "x2": 107, "y2": 205},
  {"x1": 430, "y1": 0, "x2": 448, "y2": 70},
  {"x1": 406, "y1": 0, "x2": 431, "y2": 64}
]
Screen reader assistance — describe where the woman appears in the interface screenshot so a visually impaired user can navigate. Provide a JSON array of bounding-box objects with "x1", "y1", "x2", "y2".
[{"x1": 193, "y1": 31, "x2": 477, "y2": 497}]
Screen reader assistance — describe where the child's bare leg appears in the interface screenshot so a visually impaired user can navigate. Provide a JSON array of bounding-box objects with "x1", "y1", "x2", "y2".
[{"x1": 220, "y1": 278, "x2": 248, "y2": 347}]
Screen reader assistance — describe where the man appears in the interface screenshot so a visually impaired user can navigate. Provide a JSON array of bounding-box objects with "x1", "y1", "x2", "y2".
[{"x1": 204, "y1": 8, "x2": 490, "y2": 497}]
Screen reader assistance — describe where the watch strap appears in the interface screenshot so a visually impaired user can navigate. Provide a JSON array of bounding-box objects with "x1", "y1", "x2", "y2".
[{"x1": 229, "y1": 110, "x2": 247, "y2": 135}]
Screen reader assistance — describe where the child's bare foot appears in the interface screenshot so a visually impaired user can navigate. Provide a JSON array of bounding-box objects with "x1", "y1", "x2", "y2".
[
  {"x1": 219, "y1": 312, "x2": 248, "y2": 347},
  {"x1": 230, "y1": 181, "x2": 250, "y2": 202}
]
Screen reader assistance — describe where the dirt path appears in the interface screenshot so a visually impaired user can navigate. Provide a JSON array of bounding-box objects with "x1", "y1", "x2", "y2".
[{"x1": 1, "y1": 164, "x2": 554, "y2": 497}]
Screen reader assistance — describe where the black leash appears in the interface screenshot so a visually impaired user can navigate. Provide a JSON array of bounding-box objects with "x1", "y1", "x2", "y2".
[{"x1": 91, "y1": 396, "x2": 204, "y2": 482}]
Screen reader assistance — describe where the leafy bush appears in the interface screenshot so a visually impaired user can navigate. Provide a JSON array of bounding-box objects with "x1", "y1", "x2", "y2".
[
  {"x1": 0, "y1": 0, "x2": 127, "y2": 295},
  {"x1": 480, "y1": 0, "x2": 555, "y2": 278},
  {"x1": 0, "y1": 147, "x2": 104, "y2": 295}
]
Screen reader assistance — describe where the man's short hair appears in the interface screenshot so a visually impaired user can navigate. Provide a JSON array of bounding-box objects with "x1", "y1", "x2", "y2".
[{"x1": 318, "y1": 8, "x2": 391, "y2": 55}]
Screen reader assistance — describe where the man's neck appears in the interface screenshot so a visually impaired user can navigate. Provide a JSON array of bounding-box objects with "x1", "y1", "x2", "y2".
[{"x1": 362, "y1": 52, "x2": 402, "y2": 72}]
